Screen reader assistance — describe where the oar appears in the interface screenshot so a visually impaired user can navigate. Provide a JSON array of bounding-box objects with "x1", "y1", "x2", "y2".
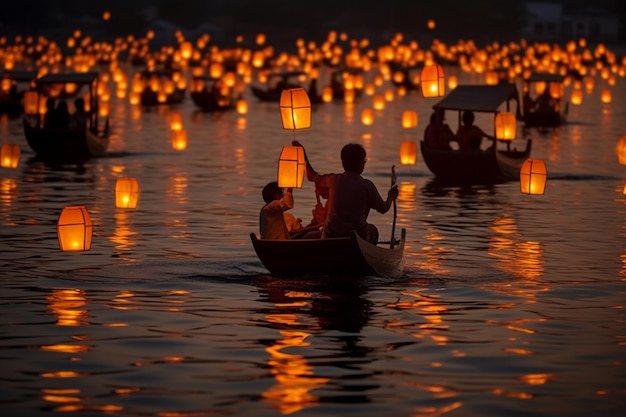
[{"x1": 390, "y1": 164, "x2": 397, "y2": 249}]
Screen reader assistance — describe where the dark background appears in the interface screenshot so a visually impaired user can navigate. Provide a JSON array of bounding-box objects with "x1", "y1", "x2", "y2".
[{"x1": 1, "y1": 0, "x2": 624, "y2": 49}]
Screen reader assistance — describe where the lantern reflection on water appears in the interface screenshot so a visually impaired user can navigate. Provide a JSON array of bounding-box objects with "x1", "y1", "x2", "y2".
[
  {"x1": 520, "y1": 159, "x2": 547, "y2": 195},
  {"x1": 57, "y1": 205, "x2": 92, "y2": 252}
]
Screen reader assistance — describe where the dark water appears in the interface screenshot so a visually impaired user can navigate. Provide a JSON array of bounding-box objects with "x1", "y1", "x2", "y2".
[{"x1": 1, "y1": 64, "x2": 625, "y2": 416}]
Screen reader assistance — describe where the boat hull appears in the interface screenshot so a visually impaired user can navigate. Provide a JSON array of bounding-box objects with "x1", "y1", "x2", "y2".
[
  {"x1": 23, "y1": 118, "x2": 109, "y2": 162},
  {"x1": 250, "y1": 229, "x2": 406, "y2": 278},
  {"x1": 420, "y1": 140, "x2": 532, "y2": 184},
  {"x1": 190, "y1": 91, "x2": 235, "y2": 112}
]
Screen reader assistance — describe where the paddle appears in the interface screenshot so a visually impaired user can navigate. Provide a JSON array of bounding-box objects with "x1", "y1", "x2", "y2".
[{"x1": 390, "y1": 164, "x2": 397, "y2": 249}]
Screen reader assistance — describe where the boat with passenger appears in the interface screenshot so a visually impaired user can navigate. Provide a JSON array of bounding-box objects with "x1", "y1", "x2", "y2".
[
  {"x1": 421, "y1": 83, "x2": 532, "y2": 184},
  {"x1": 521, "y1": 72, "x2": 567, "y2": 128}
]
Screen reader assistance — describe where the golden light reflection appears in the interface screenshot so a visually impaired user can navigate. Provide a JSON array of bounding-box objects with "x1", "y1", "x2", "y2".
[
  {"x1": 0, "y1": 178, "x2": 17, "y2": 208},
  {"x1": 386, "y1": 291, "x2": 449, "y2": 345},
  {"x1": 47, "y1": 288, "x2": 89, "y2": 326},
  {"x1": 40, "y1": 344, "x2": 89, "y2": 353},
  {"x1": 492, "y1": 388, "x2": 533, "y2": 399},
  {"x1": 40, "y1": 371, "x2": 82, "y2": 378},
  {"x1": 412, "y1": 401, "x2": 462, "y2": 417},
  {"x1": 111, "y1": 210, "x2": 138, "y2": 256},
  {"x1": 520, "y1": 373, "x2": 553, "y2": 385},
  {"x1": 262, "y1": 329, "x2": 329, "y2": 414},
  {"x1": 111, "y1": 290, "x2": 138, "y2": 311}
]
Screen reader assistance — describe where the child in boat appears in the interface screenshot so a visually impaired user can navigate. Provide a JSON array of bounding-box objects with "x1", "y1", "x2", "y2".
[
  {"x1": 455, "y1": 110, "x2": 492, "y2": 151},
  {"x1": 260, "y1": 182, "x2": 303, "y2": 240}
]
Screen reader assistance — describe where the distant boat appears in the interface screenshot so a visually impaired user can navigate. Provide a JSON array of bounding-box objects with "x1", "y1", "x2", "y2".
[
  {"x1": 250, "y1": 70, "x2": 322, "y2": 102},
  {"x1": 250, "y1": 229, "x2": 406, "y2": 279},
  {"x1": 137, "y1": 68, "x2": 186, "y2": 106},
  {"x1": 0, "y1": 70, "x2": 37, "y2": 115},
  {"x1": 421, "y1": 83, "x2": 532, "y2": 184},
  {"x1": 189, "y1": 75, "x2": 236, "y2": 112},
  {"x1": 522, "y1": 72, "x2": 568, "y2": 128},
  {"x1": 23, "y1": 71, "x2": 109, "y2": 163}
]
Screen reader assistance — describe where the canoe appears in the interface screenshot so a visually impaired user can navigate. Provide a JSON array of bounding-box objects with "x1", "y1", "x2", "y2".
[
  {"x1": 189, "y1": 75, "x2": 236, "y2": 112},
  {"x1": 420, "y1": 139, "x2": 532, "y2": 184},
  {"x1": 250, "y1": 228, "x2": 406, "y2": 278},
  {"x1": 522, "y1": 72, "x2": 567, "y2": 127},
  {"x1": 23, "y1": 71, "x2": 110, "y2": 162}
]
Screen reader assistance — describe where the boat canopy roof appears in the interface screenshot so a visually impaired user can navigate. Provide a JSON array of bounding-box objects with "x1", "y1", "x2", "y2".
[
  {"x1": 35, "y1": 72, "x2": 99, "y2": 85},
  {"x1": 0, "y1": 70, "x2": 38, "y2": 82},
  {"x1": 433, "y1": 84, "x2": 519, "y2": 113},
  {"x1": 525, "y1": 72, "x2": 566, "y2": 83}
]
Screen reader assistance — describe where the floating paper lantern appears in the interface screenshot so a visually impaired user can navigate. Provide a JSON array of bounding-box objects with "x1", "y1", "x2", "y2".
[
  {"x1": 236, "y1": 99, "x2": 248, "y2": 115},
  {"x1": 170, "y1": 111, "x2": 183, "y2": 131},
  {"x1": 401, "y1": 110, "x2": 418, "y2": 129},
  {"x1": 57, "y1": 205, "x2": 92, "y2": 252},
  {"x1": 520, "y1": 159, "x2": 547, "y2": 195},
  {"x1": 1, "y1": 143, "x2": 20, "y2": 168},
  {"x1": 494, "y1": 111, "x2": 516, "y2": 140},
  {"x1": 115, "y1": 177, "x2": 140, "y2": 209},
  {"x1": 277, "y1": 146, "x2": 305, "y2": 188},
  {"x1": 570, "y1": 89, "x2": 583, "y2": 105},
  {"x1": 172, "y1": 129, "x2": 187, "y2": 151},
  {"x1": 600, "y1": 89, "x2": 612, "y2": 104},
  {"x1": 361, "y1": 108, "x2": 374, "y2": 126},
  {"x1": 420, "y1": 64, "x2": 445, "y2": 98},
  {"x1": 400, "y1": 141, "x2": 417, "y2": 165},
  {"x1": 279, "y1": 88, "x2": 311, "y2": 130}
]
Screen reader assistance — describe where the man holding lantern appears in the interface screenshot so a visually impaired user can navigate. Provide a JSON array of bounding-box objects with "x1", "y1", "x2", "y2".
[{"x1": 292, "y1": 140, "x2": 398, "y2": 245}]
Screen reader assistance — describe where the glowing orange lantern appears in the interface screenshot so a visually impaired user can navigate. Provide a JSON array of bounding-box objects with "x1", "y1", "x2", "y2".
[
  {"x1": 115, "y1": 178, "x2": 140, "y2": 209},
  {"x1": 401, "y1": 110, "x2": 418, "y2": 129},
  {"x1": 361, "y1": 108, "x2": 374, "y2": 126},
  {"x1": 616, "y1": 134, "x2": 626, "y2": 165},
  {"x1": 172, "y1": 129, "x2": 187, "y2": 151},
  {"x1": 420, "y1": 64, "x2": 445, "y2": 98},
  {"x1": 23, "y1": 90, "x2": 38, "y2": 114},
  {"x1": 322, "y1": 86, "x2": 333, "y2": 103},
  {"x1": 520, "y1": 159, "x2": 547, "y2": 195},
  {"x1": 236, "y1": 99, "x2": 248, "y2": 115},
  {"x1": 400, "y1": 141, "x2": 417, "y2": 165},
  {"x1": 279, "y1": 88, "x2": 311, "y2": 130},
  {"x1": 170, "y1": 111, "x2": 183, "y2": 131},
  {"x1": 494, "y1": 112, "x2": 516, "y2": 140},
  {"x1": 57, "y1": 205, "x2": 92, "y2": 252},
  {"x1": 277, "y1": 146, "x2": 305, "y2": 188},
  {"x1": 600, "y1": 89, "x2": 612, "y2": 103},
  {"x1": 1, "y1": 143, "x2": 20, "y2": 168},
  {"x1": 570, "y1": 89, "x2": 583, "y2": 105}
]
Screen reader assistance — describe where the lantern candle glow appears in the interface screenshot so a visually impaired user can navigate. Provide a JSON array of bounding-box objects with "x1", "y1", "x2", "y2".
[
  {"x1": 420, "y1": 64, "x2": 445, "y2": 98},
  {"x1": 400, "y1": 141, "x2": 417, "y2": 165},
  {"x1": 277, "y1": 146, "x2": 305, "y2": 188},
  {"x1": 57, "y1": 205, "x2": 92, "y2": 252},
  {"x1": 115, "y1": 178, "x2": 140, "y2": 209},
  {"x1": 279, "y1": 88, "x2": 311, "y2": 131},
  {"x1": 1, "y1": 143, "x2": 20, "y2": 168},
  {"x1": 494, "y1": 111, "x2": 517, "y2": 140},
  {"x1": 520, "y1": 159, "x2": 547, "y2": 195}
]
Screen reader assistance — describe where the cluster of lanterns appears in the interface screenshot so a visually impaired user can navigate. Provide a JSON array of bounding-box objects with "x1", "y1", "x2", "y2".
[{"x1": 56, "y1": 177, "x2": 140, "y2": 252}]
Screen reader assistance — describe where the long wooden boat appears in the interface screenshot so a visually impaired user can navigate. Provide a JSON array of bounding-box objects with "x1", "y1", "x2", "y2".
[
  {"x1": 422, "y1": 83, "x2": 531, "y2": 183},
  {"x1": 250, "y1": 228, "x2": 406, "y2": 278},
  {"x1": 522, "y1": 72, "x2": 567, "y2": 128},
  {"x1": 420, "y1": 139, "x2": 532, "y2": 184},
  {"x1": 251, "y1": 70, "x2": 311, "y2": 102},
  {"x1": 23, "y1": 71, "x2": 109, "y2": 162},
  {"x1": 137, "y1": 68, "x2": 186, "y2": 106}
]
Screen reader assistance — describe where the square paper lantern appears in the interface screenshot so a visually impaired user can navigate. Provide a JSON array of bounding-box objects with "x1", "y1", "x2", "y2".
[
  {"x1": 57, "y1": 205, "x2": 92, "y2": 251},
  {"x1": 494, "y1": 111, "x2": 517, "y2": 140},
  {"x1": 279, "y1": 88, "x2": 311, "y2": 130},
  {"x1": 420, "y1": 64, "x2": 445, "y2": 98},
  {"x1": 520, "y1": 159, "x2": 547, "y2": 195},
  {"x1": 401, "y1": 110, "x2": 418, "y2": 129},
  {"x1": 617, "y1": 134, "x2": 626, "y2": 165},
  {"x1": 23, "y1": 90, "x2": 39, "y2": 115},
  {"x1": 115, "y1": 177, "x2": 140, "y2": 209},
  {"x1": 277, "y1": 146, "x2": 305, "y2": 188},
  {"x1": 400, "y1": 141, "x2": 417, "y2": 165},
  {"x1": 1, "y1": 143, "x2": 20, "y2": 168}
]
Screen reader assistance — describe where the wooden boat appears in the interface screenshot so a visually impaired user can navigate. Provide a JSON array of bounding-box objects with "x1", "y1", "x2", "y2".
[
  {"x1": 137, "y1": 68, "x2": 186, "y2": 106},
  {"x1": 250, "y1": 228, "x2": 406, "y2": 278},
  {"x1": 420, "y1": 139, "x2": 532, "y2": 184},
  {"x1": 422, "y1": 83, "x2": 531, "y2": 184},
  {"x1": 0, "y1": 70, "x2": 37, "y2": 114},
  {"x1": 23, "y1": 71, "x2": 109, "y2": 162},
  {"x1": 251, "y1": 71, "x2": 318, "y2": 102},
  {"x1": 522, "y1": 72, "x2": 567, "y2": 127},
  {"x1": 189, "y1": 75, "x2": 236, "y2": 112}
]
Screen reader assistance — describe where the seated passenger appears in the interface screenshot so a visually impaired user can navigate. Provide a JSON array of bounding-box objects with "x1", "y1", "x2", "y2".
[
  {"x1": 259, "y1": 182, "x2": 301, "y2": 240},
  {"x1": 424, "y1": 110, "x2": 453, "y2": 150},
  {"x1": 455, "y1": 110, "x2": 492, "y2": 151}
]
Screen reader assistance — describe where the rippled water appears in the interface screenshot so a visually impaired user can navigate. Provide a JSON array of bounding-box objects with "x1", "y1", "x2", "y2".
[{"x1": 1, "y1": 64, "x2": 625, "y2": 416}]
